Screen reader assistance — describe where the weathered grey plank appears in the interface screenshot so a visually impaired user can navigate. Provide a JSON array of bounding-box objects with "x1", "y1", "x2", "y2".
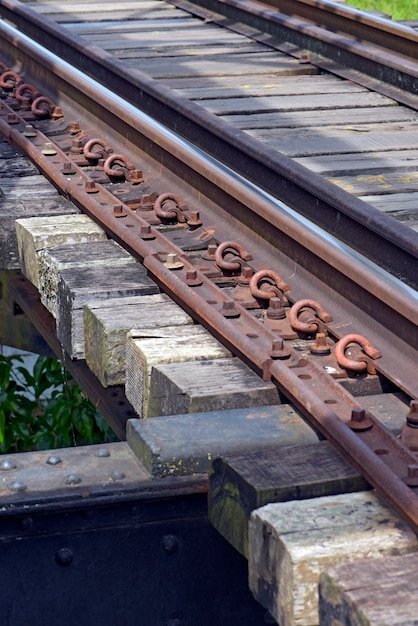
[
  {"x1": 202, "y1": 92, "x2": 395, "y2": 115},
  {"x1": 56, "y1": 264, "x2": 159, "y2": 359},
  {"x1": 223, "y1": 105, "x2": 414, "y2": 129},
  {"x1": 127, "y1": 404, "x2": 319, "y2": 478},
  {"x1": 249, "y1": 492, "x2": 418, "y2": 626},
  {"x1": 38, "y1": 239, "x2": 134, "y2": 317},
  {"x1": 122, "y1": 53, "x2": 319, "y2": 77},
  {"x1": 319, "y1": 552, "x2": 418, "y2": 626},
  {"x1": 328, "y1": 170, "x2": 418, "y2": 196},
  {"x1": 15, "y1": 214, "x2": 107, "y2": 288},
  {"x1": 125, "y1": 327, "x2": 231, "y2": 418},
  {"x1": 147, "y1": 357, "x2": 281, "y2": 417},
  {"x1": 296, "y1": 149, "x2": 418, "y2": 176},
  {"x1": 84, "y1": 293, "x2": 193, "y2": 387}
]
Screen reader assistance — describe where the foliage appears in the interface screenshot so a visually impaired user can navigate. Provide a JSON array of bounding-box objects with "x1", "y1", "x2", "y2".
[
  {"x1": 347, "y1": 0, "x2": 418, "y2": 21},
  {"x1": 0, "y1": 353, "x2": 118, "y2": 453}
]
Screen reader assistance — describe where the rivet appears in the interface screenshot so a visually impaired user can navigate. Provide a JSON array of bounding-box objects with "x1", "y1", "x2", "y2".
[
  {"x1": 9, "y1": 480, "x2": 27, "y2": 493},
  {"x1": 46, "y1": 455, "x2": 62, "y2": 466},
  {"x1": 65, "y1": 474, "x2": 81, "y2": 485},
  {"x1": 161, "y1": 535, "x2": 179, "y2": 554},
  {"x1": 110, "y1": 469, "x2": 126, "y2": 481},
  {"x1": 94, "y1": 448, "x2": 111, "y2": 458},
  {"x1": 55, "y1": 548, "x2": 73, "y2": 566},
  {"x1": 18, "y1": 516, "x2": 33, "y2": 531},
  {"x1": 0, "y1": 459, "x2": 17, "y2": 471},
  {"x1": 41, "y1": 142, "x2": 57, "y2": 156}
]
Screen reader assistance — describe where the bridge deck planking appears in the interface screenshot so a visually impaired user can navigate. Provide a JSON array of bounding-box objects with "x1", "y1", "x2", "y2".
[{"x1": 23, "y1": 0, "x2": 418, "y2": 226}]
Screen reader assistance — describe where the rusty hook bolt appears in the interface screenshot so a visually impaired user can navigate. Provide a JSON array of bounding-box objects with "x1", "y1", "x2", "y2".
[
  {"x1": 289, "y1": 299, "x2": 332, "y2": 335},
  {"x1": 83, "y1": 138, "x2": 113, "y2": 162},
  {"x1": 215, "y1": 241, "x2": 253, "y2": 273},
  {"x1": 104, "y1": 154, "x2": 135, "y2": 180},
  {"x1": 249, "y1": 269, "x2": 290, "y2": 302},
  {"x1": 14, "y1": 83, "x2": 40, "y2": 104},
  {"x1": 154, "y1": 193, "x2": 188, "y2": 223},
  {"x1": 335, "y1": 334, "x2": 381, "y2": 374},
  {"x1": 31, "y1": 96, "x2": 55, "y2": 118},
  {"x1": 0, "y1": 70, "x2": 23, "y2": 90}
]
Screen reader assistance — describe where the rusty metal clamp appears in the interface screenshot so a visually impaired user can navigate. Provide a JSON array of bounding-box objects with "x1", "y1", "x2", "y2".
[
  {"x1": 249, "y1": 269, "x2": 290, "y2": 302},
  {"x1": 14, "y1": 83, "x2": 40, "y2": 104},
  {"x1": 31, "y1": 96, "x2": 57, "y2": 118},
  {"x1": 103, "y1": 153, "x2": 143, "y2": 183},
  {"x1": 0, "y1": 70, "x2": 22, "y2": 90},
  {"x1": 154, "y1": 193, "x2": 188, "y2": 223},
  {"x1": 289, "y1": 299, "x2": 332, "y2": 334},
  {"x1": 83, "y1": 138, "x2": 113, "y2": 162},
  {"x1": 335, "y1": 334, "x2": 381, "y2": 375},
  {"x1": 215, "y1": 241, "x2": 253, "y2": 272}
]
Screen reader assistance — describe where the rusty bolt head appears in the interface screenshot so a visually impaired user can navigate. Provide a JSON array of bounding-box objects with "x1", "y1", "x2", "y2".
[
  {"x1": 113, "y1": 204, "x2": 128, "y2": 217},
  {"x1": 62, "y1": 161, "x2": 75, "y2": 175},
  {"x1": 203, "y1": 243, "x2": 217, "y2": 260},
  {"x1": 270, "y1": 338, "x2": 291, "y2": 360},
  {"x1": 84, "y1": 180, "x2": 98, "y2": 193},
  {"x1": 68, "y1": 120, "x2": 81, "y2": 134},
  {"x1": 139, "y1": 225, "x2": 156, "y2": 240},
  {"x1": 406, "y1": 400, "x2": 418, "y2": 427},
  {"x1": 220, "y1": 299, "x2": 240, "y2": 318},
  {"x1": 70, "y1": 138, "x2": 84, "y2": 154},
  {"x1": 266, "y1": 297, "x2": 286, "y2": 320},
  {"x1": 347, "y1": 408, "x2": 373, "y2": 431},
  {"x1": 52, "y1": 106, "x2": 64, "y2": 119},
  {"x1": 187, "y1": 210, "x2": 203, "y2": 229},
  {"x1": 7, "y1": 113, "x2": 19, "y2": 124},
  {"x1": 310, "y1": 332, "x2": 331, "y2": 356},
  {"x1": 404, "y1": 464, "x2": 418, "y2": 486},
  {"x1": 185, "y1": 269, "x2": 203, "y2": 286}
]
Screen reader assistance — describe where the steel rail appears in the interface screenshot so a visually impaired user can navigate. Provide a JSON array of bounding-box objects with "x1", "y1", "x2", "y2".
[
  {"x1": 2, "y1": 28, "x2": 418, "y2": 533},
  {"x1": 1, "y1": 0, "x2": 417, "y2": 289},
  {"x1": 0, "y1": 21, "x2": 417, "y2": 397}
]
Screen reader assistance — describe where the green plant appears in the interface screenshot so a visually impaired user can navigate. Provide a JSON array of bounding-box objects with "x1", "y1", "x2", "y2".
[
  {"x1": 347, "y1": 0, "x2": 418, "y2": 20},
  {"x1": 0, "y1": 353, "x2": 118, "y2": 453}
]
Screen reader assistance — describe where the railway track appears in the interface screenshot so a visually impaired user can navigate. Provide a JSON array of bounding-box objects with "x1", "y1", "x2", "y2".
[{"x1": 0, "y1": 0, "x2": 417, "y2": 624}]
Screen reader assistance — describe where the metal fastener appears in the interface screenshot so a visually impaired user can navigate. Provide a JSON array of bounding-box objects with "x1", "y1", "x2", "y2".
[
  {"x1": 55, "y1": 548, "x2": 73, "y2": 566},
  {"x1": 109, "y1": 469, "x2": 126, "y2": 481},
  {"x1": 95, "y1": 448, "x2": 111, "y2": 458},
  {"x1": 346, "y1": 408, "x2": 373, "y2": 431},
  {"x1": 9, "y1": 480, "x2": 27, "y2": 493},
  {"x1": 65, "y1": 474, "x2": 81, "y2": 485},
  {"x1": 41, "y1": 142, "x2": 57, "y2": 156},
  {"x1": 0, "y1": 459, "x2": 17, "y2": 471},
  {"x1": 164, "y1": 253, "x2": 184, "y2": 270},
  {"x1": 46, "y1": 455, "x2": 62, "y2": 466}
]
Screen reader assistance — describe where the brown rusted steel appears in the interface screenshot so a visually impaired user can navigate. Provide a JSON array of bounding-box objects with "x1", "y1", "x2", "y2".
[
  {"x1": 83, "y1": 138, "x2": 113, "y2": 162},
  {"x1": 289, "y1": 299, "x2": 333, "y2": 334},
  {"x1": 0, "y1": 69, "x2": 22, "y2": 89},
  {"x1": 335, "y1": 334, "x2": 382, "y2": 374},
  {"x1": 14, "y1": 83, "x2": 40, "y2": 103},
  {"x1": 249, "y1": 269, "x2": 290, "y2": 302},
  {"x1": 154, "y1": 193, "x2": 188, "y2": 223},
  {"x1": 215, "y1": 241, "x2": 253, "y2": 273},
  {"x1": 31, "y1": 95, "x2": 55, "y2": 117}
]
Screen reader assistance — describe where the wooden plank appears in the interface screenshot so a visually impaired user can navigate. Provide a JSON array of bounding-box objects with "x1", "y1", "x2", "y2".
[
  {"x1": 147, "y1": 357, "x2": 281, "y2": 417},
  {"x1": 328, "y1": 170, "x2": 418, "y2": 196},
  {"x1": 202, "y1": 92, "x2": 395, "y2": 115},
  {"x1": 127, "y1": 404, "x2": 320, "y2": 478},
  {"x1": 87, "y1": 27, "x2": 248, "y2": 50},
  {"x1": 249, "y1": 492, "x2": 418, "y2": 626},
  {"x1": 319, "y1": 552, "x2": 418, "y2": 626},
  {"x1": 84, "y1": 293, "x2": 193, "y2": 387},
  {"x1": 38, "y1": 239, "x2": 134, "y2": 317},
  {"x1": 248, "y1": 128, "x2": 418, "y2": 158},
  {"x1": 56, "y1": 264, "x2": 159, "y2": 359},
  {"x1": 125, "y1": 327, "x2": 231, "y2": 418},
  {"x1": 223, "y1": 105, "x2": 414, "y2": 129},
  {"x1": 121, "y1": 53, "x2": 319, "y2": 78},
  {"x1": 0, "y1": 169, "x2": 79, "y2": 270},
  {"x1": 166, "y1": 74, "x2": 366, "y2": 99},
  {"x1": 296, "y1": 149, "x2": 418, "y2": 176},
  {"x1": 68, "y1": 17, "x2": 204, "y2": 34},
  {"x1": 208, "y1": 391, "x2": 409, "y2": 558},
  {"x1": 15, "y1": 214, "x2": 107, "y2": 288}
]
